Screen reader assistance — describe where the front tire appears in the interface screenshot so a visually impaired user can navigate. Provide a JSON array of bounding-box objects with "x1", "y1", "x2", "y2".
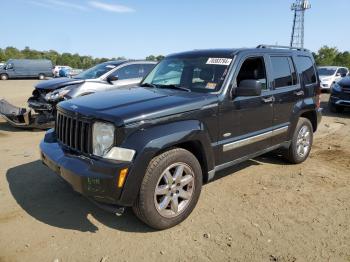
[
  {"x1": 0, "y1": 74, "x2": 8, "y2": 80},
  {"x1": 284, "y1": 117, "x2": 313, "y2": 164},
  {"x1": 133, "y1": 148, "x2": 202, "y2": 230},
  {"x1": 38, "y1": 74, "x2": 45, "y2": 80}
]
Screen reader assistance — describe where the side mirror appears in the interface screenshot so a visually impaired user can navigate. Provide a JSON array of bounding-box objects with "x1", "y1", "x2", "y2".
[
  {"x1": 336, "y1": 73, "x2": 341, "y2": 77},
  {"x1": 235, "y1": 80, "x2": 262, "y2": 97},
  {"x1": 106, "y1": 75, "x2": 118, "y2": 84}
]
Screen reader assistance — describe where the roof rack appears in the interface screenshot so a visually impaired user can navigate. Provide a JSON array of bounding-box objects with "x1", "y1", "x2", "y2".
[{"x1": 256, "y1": 44, "x2": 309, "y2": 52}]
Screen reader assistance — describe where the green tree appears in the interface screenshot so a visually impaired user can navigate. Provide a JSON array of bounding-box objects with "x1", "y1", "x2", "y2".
[
  {"x1": 0, "y1": 45, "x2": 166, "y2": 69},
  {"x1": 314, "y1": 46, "x2": 339, "y2": 66},
  {"x1": 146, "y1": 55, "x2": 156, "y2": 61}
]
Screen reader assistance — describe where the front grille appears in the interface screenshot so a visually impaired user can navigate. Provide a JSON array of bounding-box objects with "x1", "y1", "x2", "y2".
[
  {"x1": 56, "y1": 110, "x2": 92, "y2": 154},
  {"x1": 342, "y1": 86, "x2": 350, "y2": 94}
]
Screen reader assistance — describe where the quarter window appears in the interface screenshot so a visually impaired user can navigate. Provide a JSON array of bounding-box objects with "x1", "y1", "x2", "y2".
[
  {"x1": 295, "y1": 56, "x2": 317, "y2": 85},
  {"x1": 270, "y1": 57, "x2": 294, "y2": 88}
]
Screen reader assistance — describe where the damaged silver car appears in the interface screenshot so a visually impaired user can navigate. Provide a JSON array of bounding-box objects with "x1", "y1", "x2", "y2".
[{"x1": 0, "y1": 60, "x2": 156, "y2": 129}]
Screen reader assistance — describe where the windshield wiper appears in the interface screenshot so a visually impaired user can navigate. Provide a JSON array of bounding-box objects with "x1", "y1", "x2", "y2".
[
  {"x1": 158, "y1": 84, "x2": 191, "y2": 92},
  {"x1": 140, "y1": 82, "x2": 157, "y2": 88}
]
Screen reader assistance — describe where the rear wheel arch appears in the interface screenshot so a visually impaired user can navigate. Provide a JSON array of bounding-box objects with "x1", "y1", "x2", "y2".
[{"x1": 300, "y1": 110, "x2": 317, "y2": 132}]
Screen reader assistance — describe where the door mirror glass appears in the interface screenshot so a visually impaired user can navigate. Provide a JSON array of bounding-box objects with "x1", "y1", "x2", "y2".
[
  {"x1": 235, "y1": 79, "x2": 262, "y2": 97},
  {"x1": 106, "y1": 75, "x2": 119, "y2": 83},
  {"x1": 336, "y1": 72, "x2": 341, "y2": 77}
]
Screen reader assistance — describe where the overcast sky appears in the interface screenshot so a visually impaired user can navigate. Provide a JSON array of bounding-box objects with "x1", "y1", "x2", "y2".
[{"x1": 1, "y1": 0, "x2": 349, "y2": 59}]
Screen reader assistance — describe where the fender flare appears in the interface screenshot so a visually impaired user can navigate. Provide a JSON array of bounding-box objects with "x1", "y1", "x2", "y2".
[
  {"x1": 288, "y1": 97, "x2": 318, "y2": 139},
  {"x1": 118, "y1": 120, "x2": 215, "y2": 206}
]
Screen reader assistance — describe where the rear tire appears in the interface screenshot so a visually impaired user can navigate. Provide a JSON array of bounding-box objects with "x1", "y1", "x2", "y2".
[
  {"x1": 0, "y1": 74, "x2": 8, "y2": 80},
  {"x1": 38, "y1": 74, "x2": 45, "y2": 80},
  {"x1": 284, "y1": 117, "x2": 313, "y2": 164},
  {"x1": 133, "y1": 148, "x2": 202, "y2": 230}
]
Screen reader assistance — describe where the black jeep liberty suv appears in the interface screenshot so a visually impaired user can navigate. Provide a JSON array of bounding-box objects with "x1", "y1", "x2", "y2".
[{"x1": 40, "y1": 45, "x2": 322, "y2": 229}]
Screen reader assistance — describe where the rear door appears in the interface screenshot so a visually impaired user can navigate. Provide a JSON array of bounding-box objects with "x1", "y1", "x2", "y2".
[{"x1": 267, "y1": 55, "x2": 300, "y2": 145}]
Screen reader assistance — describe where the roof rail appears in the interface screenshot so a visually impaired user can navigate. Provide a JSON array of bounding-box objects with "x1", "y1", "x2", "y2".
[{"x1": 256, "y1": 44, "x2": 309, "y2": 52}]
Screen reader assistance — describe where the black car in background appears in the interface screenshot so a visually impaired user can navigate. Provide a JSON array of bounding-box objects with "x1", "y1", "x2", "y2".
[{"x1": 328, "y1": 76, "x2": 350, "y2": 113}]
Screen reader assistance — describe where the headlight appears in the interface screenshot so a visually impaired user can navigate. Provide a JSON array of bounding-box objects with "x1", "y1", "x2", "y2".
[
  {"x1": 45, "y1": 86, "x2": 74, "y2": 101},
  {"x1": 92, "y1": 122, "x2": 115, "y2": 156},
  {"x1": 331, "y1": 83, "x2": 342, "y2": 92}
]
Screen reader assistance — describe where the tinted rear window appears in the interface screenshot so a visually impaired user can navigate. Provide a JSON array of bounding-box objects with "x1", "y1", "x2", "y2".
[
  {"x1": 295, "y1": 56, "x2": 317, "y2": 85},
  {"x1": 270, "y1": 57, "x2": 294, "y2": 88}
]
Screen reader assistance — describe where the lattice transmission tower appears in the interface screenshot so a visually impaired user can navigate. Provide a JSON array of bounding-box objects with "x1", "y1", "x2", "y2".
[{"x1": 290, "y1": 0, "x2": 311, "y2": 48}]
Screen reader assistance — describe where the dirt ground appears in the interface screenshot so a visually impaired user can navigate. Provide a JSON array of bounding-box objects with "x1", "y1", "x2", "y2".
[{"x1": 0, "y1": 80, "x2": 349, "y2": 262}]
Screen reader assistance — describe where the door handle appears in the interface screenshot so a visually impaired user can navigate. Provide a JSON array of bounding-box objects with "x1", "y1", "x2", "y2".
[
  {"x1": 261, "y1": 96, "x2": 274, "y2": 103},
  {"x1": 294, "y1": 90, "x2": 304, "y2": 96}
]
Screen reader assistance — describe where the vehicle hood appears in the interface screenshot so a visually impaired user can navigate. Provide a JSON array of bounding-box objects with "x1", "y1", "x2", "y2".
[
  {"x1": 35, "y1": 77, "x2": 85, "y2": 91},
  {"x1": 338, "y1": 76, "x2": 350, "y2": 87},
  {"x1": 319, "y1": 75, "x2": 334, "y2": 81},
  {"x1": 58, "y1": 87, "x2": 218, "y2": 126}
]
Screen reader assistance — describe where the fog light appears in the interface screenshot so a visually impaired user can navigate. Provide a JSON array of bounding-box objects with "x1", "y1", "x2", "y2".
[{"x1": 118, "y1": 168, "x2": 128, "y2": 188}]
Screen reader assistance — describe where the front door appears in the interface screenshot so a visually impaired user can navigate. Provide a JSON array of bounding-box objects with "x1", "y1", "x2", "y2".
[
  {"x1": 109, "y1": 64, "x2": 143, "y2": 88},
  {"x1": 218, "y1": 55, "x2": 274, "y2": 164}
]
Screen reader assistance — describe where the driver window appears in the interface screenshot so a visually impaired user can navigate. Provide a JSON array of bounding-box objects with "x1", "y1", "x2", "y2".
[
  {"x1": 6, "y1": 63, "x2": 13, "y2": 69},
  {"x1": 112, "y1": 64, "x2": 142, "y2": 80},
  {"x1": 236, "y1": 57, "x2": 267, "y2": 89}
]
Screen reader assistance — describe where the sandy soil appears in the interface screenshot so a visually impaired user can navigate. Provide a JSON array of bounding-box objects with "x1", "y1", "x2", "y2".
[{"x1": 0, "y1": 80, "x2": 349, "y2": 262}]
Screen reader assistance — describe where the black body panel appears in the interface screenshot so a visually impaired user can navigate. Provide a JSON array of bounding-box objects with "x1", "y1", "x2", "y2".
[{"x1": 40, "y1": 47, "x2": 322, "y2": 207}]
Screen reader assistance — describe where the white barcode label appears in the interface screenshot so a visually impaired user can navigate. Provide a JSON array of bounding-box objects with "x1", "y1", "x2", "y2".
[{"x1": 206, "y1": 58, "x2": 232, "y2": 65}]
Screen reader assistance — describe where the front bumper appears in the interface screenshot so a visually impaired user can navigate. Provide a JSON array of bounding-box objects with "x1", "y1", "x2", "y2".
[
  {"x1": 329, "y1": 95, "x2": 350, "y2": 107},
  {"x1": 321, "y1": 82, "x2": 332, "y2": 89},
  {"x1": 40, "y1": 129, "x2": 131, "y2": 205},
  {"x1": 0, "y1": 99, "x2": 54, "y2": 129}
]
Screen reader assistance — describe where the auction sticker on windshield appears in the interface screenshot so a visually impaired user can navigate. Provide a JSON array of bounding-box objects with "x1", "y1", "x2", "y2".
[{"x1": 206, "y1": 58, "x2": 232, "y2": 65}]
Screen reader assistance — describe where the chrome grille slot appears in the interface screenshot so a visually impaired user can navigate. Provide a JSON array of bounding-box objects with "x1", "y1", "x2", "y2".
[
  {"x1": 56, "y1": 110, "x2": 92, "y2": 154},
  {"x1": 342, "y1": 86, "x2": 350, "y2": 93}
]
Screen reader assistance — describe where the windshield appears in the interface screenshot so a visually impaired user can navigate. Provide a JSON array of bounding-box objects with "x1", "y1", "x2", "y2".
[
  {"x1": 318, "y1": 68, "x2": 336, "y2": 76},
  {"x1": 74, "y1": 63, "x2": 118, "y2": 79},
  {"x1": 141, "y1": 56, "x2": 233, "y2": 93}
]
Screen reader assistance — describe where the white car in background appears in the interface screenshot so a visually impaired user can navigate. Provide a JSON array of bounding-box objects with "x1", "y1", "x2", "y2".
[
  {"x1": 52, "y1": 65, "x2": 72, "y2": 77},
  {"x1": 318, "y1": 66, "x2": 349, "y2": 91}
]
